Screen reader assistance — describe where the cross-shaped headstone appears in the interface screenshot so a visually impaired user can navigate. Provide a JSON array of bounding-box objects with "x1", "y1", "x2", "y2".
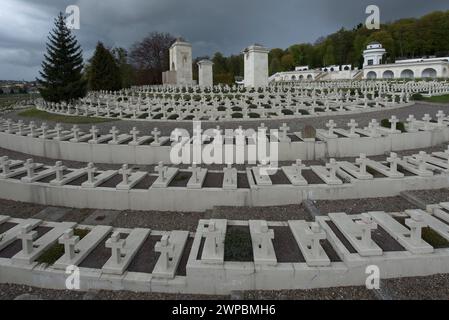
[
  {"x1": 405, "y1": 212, "x2": 427, "y2": 245},
  {"x1": 28, "y1": 121, "x2": 36, "y2": 136},
  {"x1": 154, "y1": 234, "x2": 175, "y2": 271},
  {"x1": 356, "y1": 213, "x2": 377, "y2": 247},
  {"x1": 204, "y1": 222, "x2": 222, "y2": 256},
  {"x1": 355, "y1": 154, "x2": 368, "y2": 174},
  {"x1": 326, "y1": 158, "x2": 339, "y2": 179},
  {"x1": 389, "y1": 115, "x2": 399, "y2": 132},
  {"x1": 406, "y1": 115, "x2": 416, "y2": 131},
  {"x1": 308, "y1": 222, "x2": 326, "y2": 258},
  {"x1": 326, "y1": 120, "x2": 337, "y2": 136},
  {"x1": 119, "y1": 164, "x2": 132, "y2": 185},
  {"x1": 155, "y1": 161, "x2": 167, "y2": 181},
  {"x1": 386, "y1": 152, "x2": 399, "y2": 173},
  {"x1": 53, "y1": 161, "x2": 66, "y2": 181},
  {"x1": 130, "y1": 127, "x2": 140, "y2": 143},
  {"x1": 292, "y1": 159, "x2": 305, "y2": 176},
  {"x1": 40, "y1": 123, "x2": 49, "y2": 138},
  {"x1": 86, "y1": 162, "x2": 97, "y2": 184},
  {"x1": 151, "y1": 127, "x2": 161, "y2": 144},
  {"x1": 17, "y1": 224, "x2": 37, "y2": 255},
  {"x1": 279, "y1": 123, "x2": 290, "y2": 139},
  {"x1": 0, "y1": 156, "x2": 11, "y2": 175},
  {"x1": 255, "y1": 221, "x2": 275, "y2": 256},
  {"x1": 54, "y1": 123, "x2": 63, "y2": 139},
  {"x1": 24, "y1": 159, "x2": 35, "y2": 179},
  {"x1": 436, "y1": 110, "x2": 446, "y2": 126},
  {"x1": 422, "y1": 114, "x2": 432, "y2": 130},
  {"x1": 90, "y1": 126, "x2": 99, "y2": 141},
  {"x1": 347, "y1": 119, "x2": 358, "y2": 135},
  {"x1": 368, "y1": 119, "x2": 379, "y2": 136},
  {"x1": 190, "y1": 163, "x2": 201, "y2": 182},
  {"x1": 415, "y1": 151, "x2": 429, "y2": 172},
  {"x1": 71, "y1": 125, "x2": 80, "y2": 140},
  {"x1": 110, "y1": 126, "x2": 119, "y2": 142},
  {"x1": 58, "y1": 229, "x2": 80, "y2": 260},
  {"x1": 105, "y1": 232, "x2": 126, "y2": 265}
]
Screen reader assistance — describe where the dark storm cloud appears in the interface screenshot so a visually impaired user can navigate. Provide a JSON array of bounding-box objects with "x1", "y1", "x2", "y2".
[{"x1": 1, "y1": 0, "x2": 448, "y2": 80}]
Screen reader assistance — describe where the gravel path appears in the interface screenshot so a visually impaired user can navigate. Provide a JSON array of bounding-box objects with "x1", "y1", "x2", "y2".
[
  {"x1": 2, "y1": 273, "x2": 448, "y2": 299},
  {"x1": 4, "y1": 102, "x2": 449, "y2": 136},
  {"x1": 408, "y1": 188, "x2": 449, "y2": 205},
  {"x1": 314, "y1": 196, "x2": 417, "y2": 215}
]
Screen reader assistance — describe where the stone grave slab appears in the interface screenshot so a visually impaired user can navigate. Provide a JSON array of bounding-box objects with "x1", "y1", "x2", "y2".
[
  {"x1": 370, "y1": 211, "x2": 433, "y2": 254},
  {"x1": 0, "y1": 219, "x2": 42, "y2": 251},
  {"x1": 21, "y1": 167, "x2": 56, "y2": 183},
  {"x1": 200, "y1": 219, "x2": 226, "y2": 264},
  {"x1": 116, "y1": 172, "x2": 147, "y2": 190},
  {"x1": 53, "y1": 225, "x2": 112, "y2": 269},
  {"x1": 310, "y1": 165, "x2": 342, "y2": 185},
  {"x1": 222, "y1": 166, "x2": 238, "y2": 190},
  {"x1": 281, "y1": 166, "x2": 308, "y2": 186},
  {"x1": 398, "y1": 159, "x2": 433, "y2": 177},
  {"x1": 152, "y1": 168, "x2": 179, "y2": 188},
  {"x1": 329, "y1": 212, "x2": 382, "y2": 256},
  {"x1": 339, "y1": 162, "x2": 373, "y2": 180},
  {"x1": 152, "y1": 230, "x2": 189, "y2": 279},
  {"x1": 0, "y1": 163, "x2": 44, "y2": 179},
  {"x1": 12, "y1": 221, "x2": 76, "y2": 265},
  {"x1": 252, "y1": 167, "x2": 272, "y2": 186},
  {"x1": 249, "y1": 220, "x2": 277, "y2": 265},
  {"x1": 102, "y1": 228, "x2": 150, "y2": 275},
  {"x1": 50, "y1": 169, "x2": 86, "y2": 186},
  {"x1": 32, "y1": 207, "x2": 72, "y2": 222},
  {"x1": 81, "y1": 170, "x2": 117, "y2": 188},
  {"x1": 288, "y1": 220, "x2": 330, "y2": 266},
  {"x1": 109, "y1": 134, "x2": 131, "y2": 145},
  {"x1": 81, "y1": 210, "x2": 120, "y2": 226},
  {"x1": 412, "y1": 209, "x2": 449, "y2": 242},
  {"x1": 365, "y1": 160, "x2": 404, "y2": 178},
  {"x1": 187, "y1": 168, "x2": 207, "y2": 189}
]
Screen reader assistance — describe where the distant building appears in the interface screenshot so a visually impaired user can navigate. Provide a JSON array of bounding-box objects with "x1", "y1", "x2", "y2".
[{"x1": 162, "y1": 38, "x2": 194, "y2": 85}]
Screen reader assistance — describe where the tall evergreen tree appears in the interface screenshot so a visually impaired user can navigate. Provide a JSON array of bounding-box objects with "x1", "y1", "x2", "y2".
[
  {"x1": 88, "y1": 42, "x2": 122, "y2": 91},
  {"x1": 38, "y1": 13, "x2": 87, "y2": 103}
]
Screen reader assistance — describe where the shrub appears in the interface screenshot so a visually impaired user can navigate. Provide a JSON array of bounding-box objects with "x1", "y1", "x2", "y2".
[
  {"x1": 412, "y1": 93, "x2": 424, "y2": 101},
  {"x1": 381, "y1": 118, "x2": 406, "y2": 132}
]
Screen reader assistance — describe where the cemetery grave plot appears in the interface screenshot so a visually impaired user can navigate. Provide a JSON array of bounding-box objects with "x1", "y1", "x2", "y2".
[
  {"x1": 78, "y1": 232, "x2": 127, "y2": 269},
  {"x1": 126, "y1": 235, "x2": 162, "y2": 274},
  {"x1": 175, "y1": 237, "x2": 194, "y2": 276},
  {"x1": 0, "y1": 221, "x2": 18, "y2": 235},
  {"x1": 271, "y1": 226, "x2": 305, "y2": 263},
  {"x1": 224, "y1": 226, "x2": 254, "y2": 262},
  {"x1": 393, "y1": 216, "x2": 449, "y2": 249},
  {"x1": 202, "y1": 172, "x2": 224, "y2": 188},
  {"x1": 0, "y1": 226, "x2": 52, "y2": 259},
  {"x1": 168, "y1": 172, "x2": 192, "y2": 187},
  {"x1": 133, "y1": 175, "x2": 158, "y2": 189}
]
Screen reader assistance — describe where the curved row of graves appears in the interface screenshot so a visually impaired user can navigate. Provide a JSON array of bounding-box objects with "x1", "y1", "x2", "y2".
[{"x1": 1, "y1": 204, "x2": 449, "y2": 294}]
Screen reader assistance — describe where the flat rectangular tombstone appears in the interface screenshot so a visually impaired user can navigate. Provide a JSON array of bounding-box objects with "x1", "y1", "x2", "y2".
[
  {"x1": 365, "y1": 160, "x2": 404, "y2": 178},
  {"x1": 339, "y1": 161, "x2": 373, "y2": 180},
  {"x1": 281, "y1": 164, "x2": 308, "y2": 186},
  {"x1": 249, "y1": 220, "x2": 277, "y2": 265},
  {"x1": 414, "y1": 209, "x2": 449, "y2": 242},
  {"x1": 12, "y1": 222, "x2": 76, "y2": 265},
  {"x1": 21, "y1": 167, "x2": 56, "y2": 183},
  {"x1": 1, "y1": 163, "x2": 44, "y2": 179},
  {"x1": 200, "y1": 219, "x2": 226, "y2": 264},
  {"x1": 370, "y1": 211, "x2": 433, "y2": 254},
  {"x1": 398, "y1": 158, "x2": 433, "y2": 177},
  {"x1": 152, "y1": 167, "x2": 179, "y2": 188},
  {"x1": 81, "y1": 170, "x2": 117, "y2": 188},
  {"x1": 0, "y1": 219, "x2": 41, "y2": 251},
  {"x1": 187, "y1": 167, "x2": 207, "y2": 189},
  {"x1": 222, "y1": 165, "x2": 238, "y2": 190},
  {"x1": 116, "y1": 171, "x2": 147, "y2": 190},
  {"x1": 252, "y1": 167, "x2": 272, "y2": 186},
  {"x1": 102, "y1": 228, "x2": 150, "y2": 275},
  {"x1": 329, "y1": 212, "x2": 382, "y2": 256},
  {"x1": 310, "y1": 165, "x2": 342, "y2": 185},
  {"x1": 50, "y1": 168, "x2": 86, "y2": 186},
  {"x1": 152, "y1": 230, "x2": 189, "y2": 279},
  {"x1": 288, "y1": 220, "x2": 330, "y2": 266},
  {"x1": 53, "y1": 225, "x2": 113, "y2": 269}
]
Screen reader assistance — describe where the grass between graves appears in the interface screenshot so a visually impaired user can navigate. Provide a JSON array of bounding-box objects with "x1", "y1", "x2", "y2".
[
  {"x1": 18, "y1": 108, "x2": 116, "y2": 124},
  {"x1": 224, "y1": 226, "x2": 254, "y2": 262},
  {"x1": 36, "y1": 228, "x2": 90, "y2": 266},
  {"x1": 423, "y1": 94, "x2": 449, "y2": 103}
]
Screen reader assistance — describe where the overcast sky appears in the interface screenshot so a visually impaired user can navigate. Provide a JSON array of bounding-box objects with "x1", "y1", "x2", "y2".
[{"x1": 1, "y1": 0, "x2": 448, "y2": 81}]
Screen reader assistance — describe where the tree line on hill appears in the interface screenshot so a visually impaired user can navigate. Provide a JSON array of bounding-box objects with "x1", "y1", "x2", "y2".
[{"x1": 38, "y1": 10, "x2": 449, "y2": 103}]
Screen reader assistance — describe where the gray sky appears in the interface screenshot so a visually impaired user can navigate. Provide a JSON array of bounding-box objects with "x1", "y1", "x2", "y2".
[{"x1": 1, "y1": 0, "x2": 448, "y2": 80}]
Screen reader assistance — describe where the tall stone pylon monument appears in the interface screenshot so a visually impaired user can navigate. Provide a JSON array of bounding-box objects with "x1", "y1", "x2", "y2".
[
  {"x1": 243, "y1": 44, "x2": 269, "y2": 88},
  {"x1": 163, "y1": 38, "x2": 194, "y2": 85}
]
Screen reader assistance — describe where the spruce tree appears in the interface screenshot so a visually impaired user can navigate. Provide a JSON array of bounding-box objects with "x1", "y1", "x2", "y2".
[
  {"x1": 88, "y1": 42, "x2": 122, "y2": 91},
  {"x1": 38, "y1": 12, "x2": 87, "y2": 103}
]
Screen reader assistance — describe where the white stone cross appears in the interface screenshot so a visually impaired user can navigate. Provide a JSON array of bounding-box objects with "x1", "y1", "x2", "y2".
[
  {"x1": 405, "y1": 212, "x2": 427, "y2": 245},
  {"x1": 40, "y1": 123, "x2": 49, "y2": 138},
  {"x1": 389, "y1": 115, "x2": 399, "y2": 132},
  {"x1": 71, "y1": 125, "x2": 80, "y2": 140},
  {"x1": 154, "y1": 234, "x2": 175, "y2": 271},
  {"x1": 355, "y1": 154, "x2": 368, "y2": 174},
  {"x1": 152, "y1": 127, "x2": 161, "y2": 144},
  {"x1": 155, "y1": 161, "x2": 167, "y2": 181},
  {"x1": 386, "y1": 152, "x2": 399, "y2": 173},
  {"x1": 347, "y1": 119, "x2": 358, "y2": 135},
  {"x1": 110, "y1": 126, "x2": 119, "y2": 142},
  {"x1": 24, "y1": 159, "x2": 36, "y2": 179},
  {"x1": 28, "y1": 121, "x2": 36, "y2": 136},
  {"x1": 54, "y1": 123, "x2": 63, "y2": 139},
  {"x1": 204, "y1": 222, "x2": 222, "y2": 256},
  {"x1": 223, "y1": 163, "x2": 235, "y2": 184},
  {"x1": 58, "y1": 229, "x2": 80, "y2": 260},
  {"x1": 279, "y1": 123, "x2": 290, "y2": 139},
  {"x1": 190, "y1": 163, "x2": 200, "y2": 182},
  {"x1": 436, "y1": 110, "x2": 446, "y2": 126},
  {"x1": 105, "y1": 232, "x2": 126, "y2": 265},
  {"x1": 292, "y1": 159, "x2": 305, "y2": 176},
  {"x1": 53, "y1": 161, "x2": 66, "y2": 182},
  {"x1": 17, "y1": 224, "x2": 37, "y2": 255},
  {"x1": 415, "y1": 151, "x2": 429, "y2": 172},
  {"x1": 130, "y1": 127, "x2": 140, "y2": 143},
  {"x1": 356, "y1": 213, "x2": 377, "y2": 247},
  {"x1": 326, "y1": 158, "x2": 339, "y2": 179},
  {"x1": 90, "y1": 126, "x2": 99, "y2": 141},
  {"x1": 86, "y1": 162, "x2": 97, "y2": 184},
  {"x1": 307, "y1": 222, "x2": 326, "y2": 258},
  {"x1": 0, "y1": 156, "x2": 11, "y2": 175},
  {"x1": 326, "y1": 120, "x2": 337, "y2": 136},
  {"x1": 119, "y1": 164, "x2": 132, "y2": 185},
  {"x1": 406, "y1": 115, "x2": 417, "y2": 132},
  {"x1": 422, "y1": 114, "x2": 432, "y2": 130},
  {"x1": 368, "y1": 119, "x2": 379, "y2": 136}
]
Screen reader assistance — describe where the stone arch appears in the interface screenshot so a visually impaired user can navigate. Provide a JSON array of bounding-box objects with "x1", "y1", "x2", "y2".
[
  {"x1": 444, "y1": 68, "x2": 448, "y2": 76},
  {"x1": 291, "y1": 75, "x2": 296, "y2": 80},
  {"x1": 366, "y1": 71, "x2": 377, "y2": 79},
  {"x1": 344, "y1": 66, "x2": 350, "y2": 71},
  {"x1": 330, "y1": 67, "x2": 335, "y2": 72},
  {"x1": 307, "y1": 74, "x2": 313, "y2": 80},
  {"x1": 421, "y1": 68, "x2": 437, "y2": 79},
  {"x1": 299, "y1": 75, "x2": 304, "y2": 80},
  {"x1": 400, "y1": 69, "x2": 414, "y2": 79},
  {"x1": 382, "y1": 70, "x2": 394, "y2": 79}
]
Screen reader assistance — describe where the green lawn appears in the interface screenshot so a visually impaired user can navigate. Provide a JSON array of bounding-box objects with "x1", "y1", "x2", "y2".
[
  {"x1": 0, "y1": 94, "x2": 38, "y2": 110},
  {"x1": 424, "y1": 94, "x2": 449, "y2": 103},
  {"x1": 18, "y1": 108, "x2": 116, "y2": 124}
]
